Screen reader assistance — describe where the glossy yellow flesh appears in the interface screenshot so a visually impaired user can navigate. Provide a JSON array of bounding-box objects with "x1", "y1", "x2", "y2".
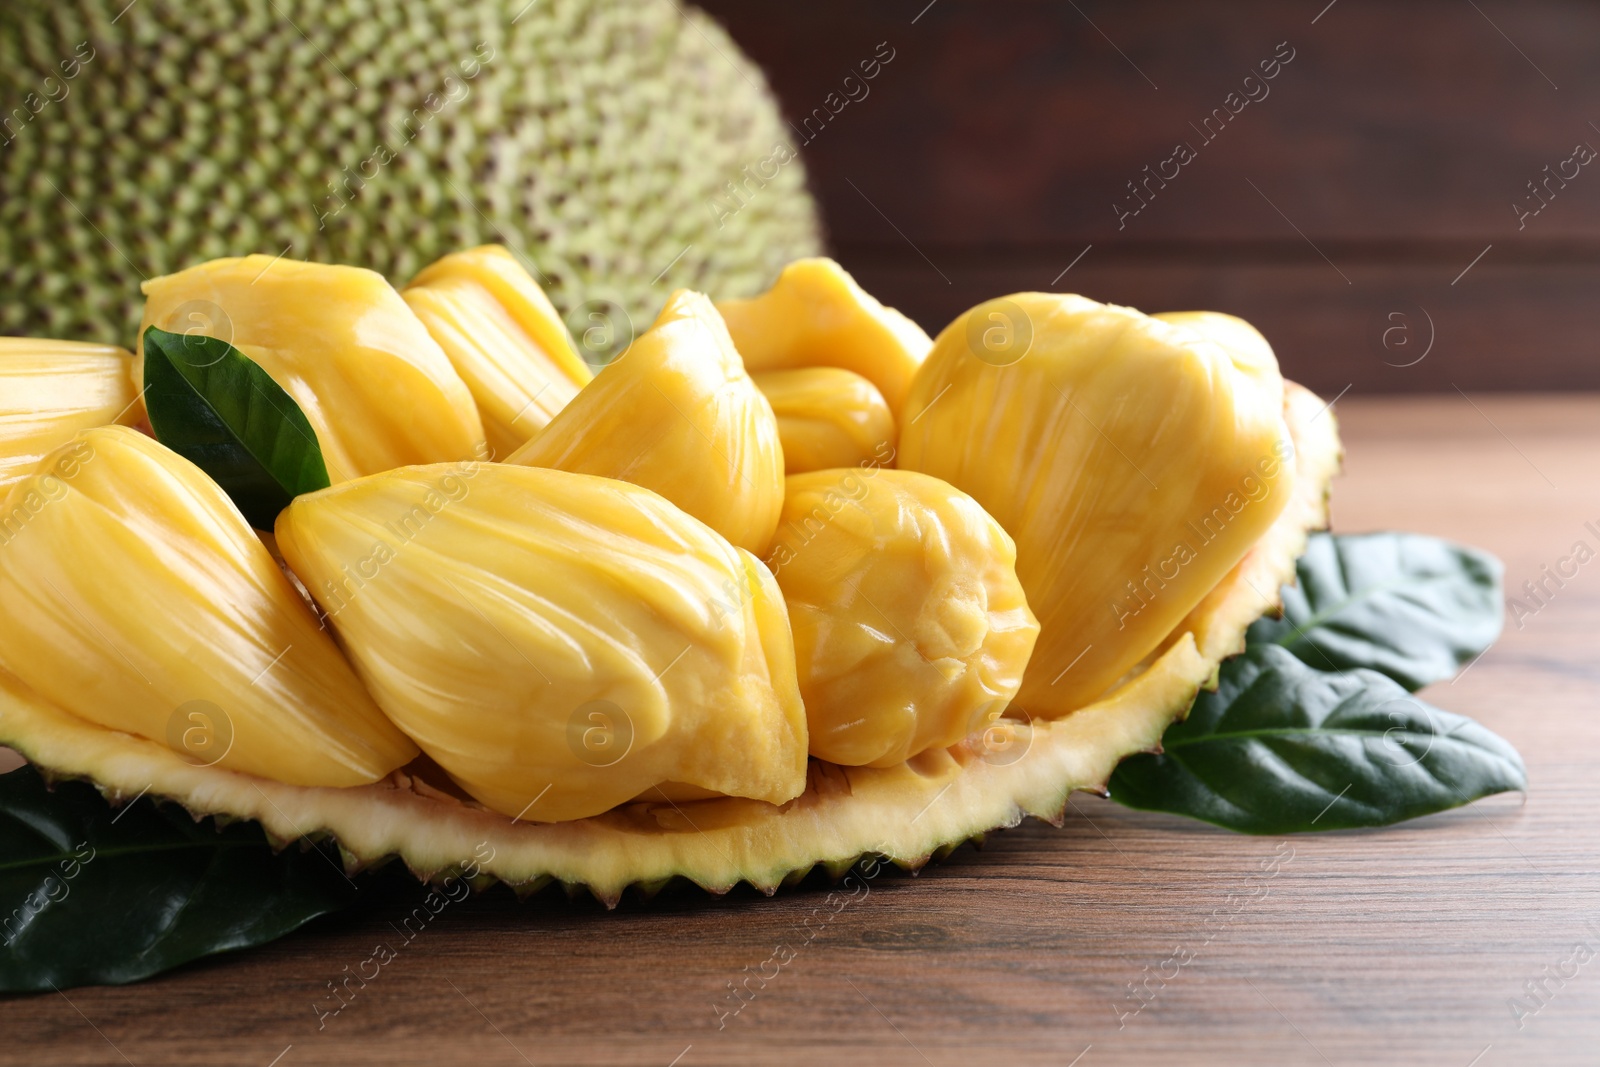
[
  {"x1": 507, "y1": 290, "x2": 784, "y2": 555},
  {"x1": 275, "y1": 462, "x2": 808, "y2": 822},
  {"x1": 137, "y1": 256, "x2": 485, "y2": 483},
  {"x1": 1153, "y1": 311, "x2": 1280, "y2": 379},
  {"x1": 0, "y1": 426, "x2": 417, "y2": 786},
  {"x1": 0, "y1": 381, "x2": 1338, "y2": 900},
  {"x1": 0, "y1": 339, "x2": 137, "y2": 494},
  {"x1": 404, "y1": 245, "x2": 592, "y2": 460},
  {"x1": 770, "y1": 469, "x2": 1039, "y2": 767},
  {"x1": 752, "y1": 368, "x2": 897, "y2": 475},
  {"x1": 716, "y1": 257, "x2": 931, "y2": 413},
  {"x1": 899, "y1": 294, "x2": 1294, "y2": 717}
]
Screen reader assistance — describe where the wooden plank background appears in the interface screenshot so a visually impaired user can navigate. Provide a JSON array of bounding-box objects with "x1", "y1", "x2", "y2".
[
  {"x1": 695, "y1": 0, "x2": 1600, "y2": 396},
  {"x1": 8, "y1": 395, "x2": 1597, "y2": 1065}
]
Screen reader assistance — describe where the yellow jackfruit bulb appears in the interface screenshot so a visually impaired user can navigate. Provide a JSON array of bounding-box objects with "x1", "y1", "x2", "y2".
[
  {"x1": 1153, "y1": 311, "x2": 1281, "y2": 380},
  {"x1": 137, "y1": 256, "x2": 486, "y2": 483},
  {"x1": 507, "y1": 290, "x2": 784, "y2": 555},
  {"x1": 767, "y1": 468, "x2": 1039, "y2": 767},
  {"x1": 0, "y1": 338, "x2": 138, "y2": 495},
  {"x1": 403, "y1": 245, "x2": 593, "y2": 460},
  {"x1": 0, "y1": 425, "x2": 418, "y2": 786},
  {"x1": 898, "y1": 293, "x2": 1295, "y2": 717},
  {"x1": 276, "y1": 462, "x2": 808, "y2": 822},
  {"x1": 715, "y1": 257, "x2": 932, "y2": 413},
  {"x1": 752, "y1": 368, "x2": 897, "y2": 475}
]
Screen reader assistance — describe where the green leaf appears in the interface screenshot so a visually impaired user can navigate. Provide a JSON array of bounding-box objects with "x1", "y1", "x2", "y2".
[
  {"x1": 1246, "y1": 531, "x2": 1503, "y2": 691},
  {"x1": 0, "y1": 765, "x2": 357, "y2": 992},
  {"x1": 1108, "y1": 645, "x2": 1526, "y2": 834},
  {"x1": 142, "y1": 326, "x2": 330, "y2": 529}
]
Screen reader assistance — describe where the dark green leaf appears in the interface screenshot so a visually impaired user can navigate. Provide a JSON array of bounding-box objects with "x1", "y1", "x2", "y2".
[
  {"x1": 0, "y1": 765, "x2": 357, "y2": 992},
  {"x1": 1247, "y1": 531, "x2": 1503, "y2": 691},
  {"x1": 1108, "y1": 645, "x2": 1526, "y2": 834},
  {"x1": 142, "y1": 326, "x2": 330, "y2": 529}
]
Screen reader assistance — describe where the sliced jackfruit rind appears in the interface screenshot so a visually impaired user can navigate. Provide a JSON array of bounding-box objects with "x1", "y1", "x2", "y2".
[
  {"x1": 0, "y1": 382, "x2": 1337, "y2": 905},
  {"x1": 1156, "y1": 382, "x2": 1342, "y2": 668},
  {"x1": 0, "y1": 635, "x2": 1208, "y2": 905}
]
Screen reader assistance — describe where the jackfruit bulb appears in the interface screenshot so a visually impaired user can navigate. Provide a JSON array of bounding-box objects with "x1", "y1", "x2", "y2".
[
  {"x1": 752, "y1": 368, "x2": 897, "y2": 475},
  {"x1": 716, "y1": 258, "x2": 932, "y2": 413},
  {"x1": 276, "y1": 462, "x2": 809, "y2": 822},
  {"x1": 899, "y1": 294, "x2": 1295, "y2": 717},
  {"x1": 0, "y1": 426, "x2": 418, "y2": 786},
  {"x1": 137, "y1": 255, "x2": 486, "y2": 482},
  {"x1": 404, "y1": 245, "x2": 593, "y2": 460},
  {"x1": 768, "y1": 468, "x2": 1039, "y2": 767},
  {"x1": 508, "y1": 290, "x2": 784, "y2": 555},
  {"x1": 0, "y1": 338, "x2": 137, "y2": 495}
]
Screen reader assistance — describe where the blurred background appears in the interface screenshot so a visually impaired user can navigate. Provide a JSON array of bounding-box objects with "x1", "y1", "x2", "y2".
[
  {"x1": 700, "y1": 0, "x2": 1599, "y2": 396},
  {"x1": 2, "y1": 0, "x2": 1591, "y2": 393}
]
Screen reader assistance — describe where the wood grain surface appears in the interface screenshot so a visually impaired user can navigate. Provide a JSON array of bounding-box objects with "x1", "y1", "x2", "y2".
[
  {"x1": 695, "y1": 0, "x2": 1600, "y2": 394},
  {"x1": 5, "y1": 393, "x2": 1595, "y2": 1065}
]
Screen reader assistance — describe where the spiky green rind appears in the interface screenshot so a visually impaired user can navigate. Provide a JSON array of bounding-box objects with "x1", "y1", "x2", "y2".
[
  {"x1": 0, "y1": 0, "x2": 819, "y2": 346},
  {"x1": 0, "y1": 636, "x2": 1213, "y2": 907}
]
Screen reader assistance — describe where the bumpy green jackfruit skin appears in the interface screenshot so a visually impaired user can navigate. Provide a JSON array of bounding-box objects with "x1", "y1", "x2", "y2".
[{"x1": 0, "y1": 0, "x2": 820, "y2": 348}]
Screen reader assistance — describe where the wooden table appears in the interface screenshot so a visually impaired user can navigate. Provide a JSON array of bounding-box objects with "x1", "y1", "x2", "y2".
[
  {"x1": 8, "y1": 396, "x2": 1597, "y2": 1066},
  {"x1": 701, "y1": 0, "x2": 1600, "y2": 398}
]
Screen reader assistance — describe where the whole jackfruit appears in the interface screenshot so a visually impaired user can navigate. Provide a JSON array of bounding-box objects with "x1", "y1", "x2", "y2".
[
  {"x1": 899, "y1": 295, "x2": 1296, "y2": 718},
  {"x1": 275, "y1": 461, "x2": 809, "y2": 823},
  {"x1": 0, "y1": 0, "x2": 820, "y2": 345},
  {"x1": 0, "y1": 426, "x2": 418, "y2": 786}
]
